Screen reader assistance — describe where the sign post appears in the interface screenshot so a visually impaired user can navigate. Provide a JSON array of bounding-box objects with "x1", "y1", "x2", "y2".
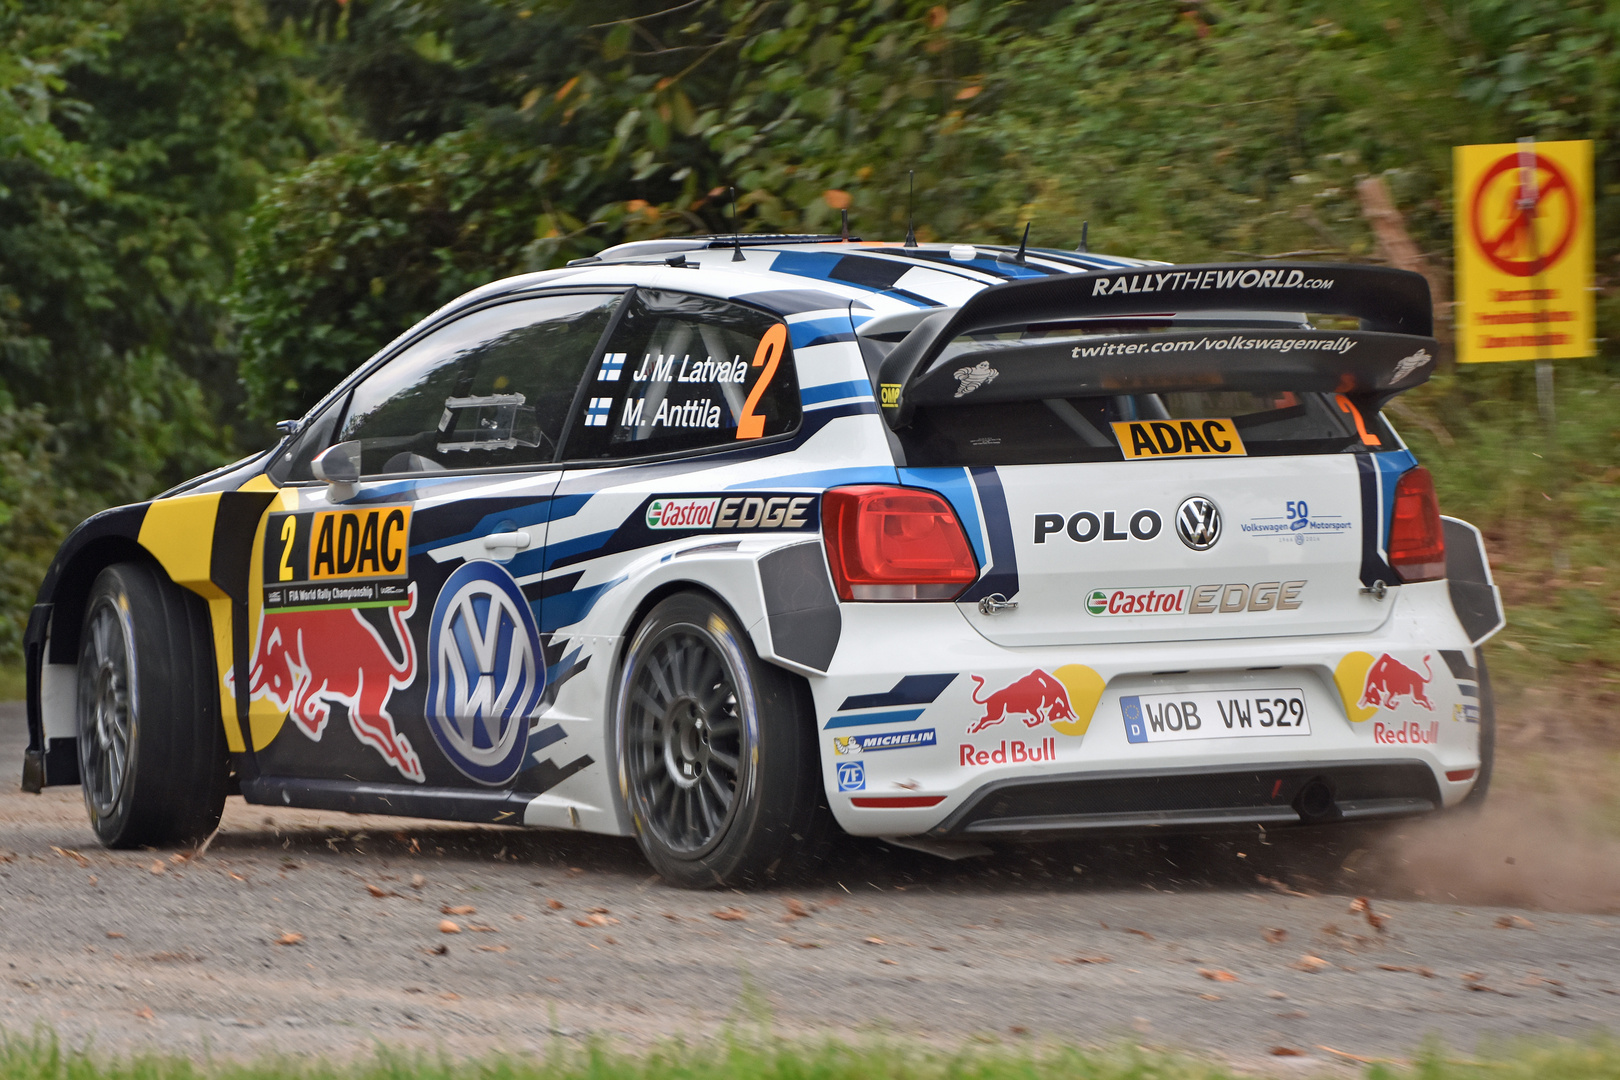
[{"x1": 1454, "y1": 139, "x2": 1594, "y2": 428}]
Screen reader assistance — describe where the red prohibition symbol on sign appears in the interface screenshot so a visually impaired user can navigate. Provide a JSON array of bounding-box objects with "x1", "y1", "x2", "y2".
[{"x1": 1469, "y1": 151, "x2": 1577, "y2": 278}]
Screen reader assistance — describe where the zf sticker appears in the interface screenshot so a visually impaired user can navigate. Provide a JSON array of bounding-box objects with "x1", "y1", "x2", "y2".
[
  {"x1": 1112, "y1": 419, "x2": 1246, "y2": 460},
  {"x1": 836, "y1": 761, "x2": 865, "y2": 791}
]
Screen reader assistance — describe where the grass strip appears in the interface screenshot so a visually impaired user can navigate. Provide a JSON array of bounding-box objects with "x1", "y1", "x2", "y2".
[{"x1": 2, "y1": 1030, "x2": 1620, "y2": 1080}]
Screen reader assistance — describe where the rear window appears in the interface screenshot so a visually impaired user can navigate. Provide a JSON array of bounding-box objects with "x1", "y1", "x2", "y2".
[{"x1": 898, "y1": 390, "x2": 1395, "y2": 467}]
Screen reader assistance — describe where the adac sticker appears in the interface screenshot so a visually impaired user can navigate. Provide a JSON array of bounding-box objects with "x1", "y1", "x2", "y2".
[
  {"x1": 262, "y1": 506, "x2": 414, "y2": 612},
  {"x1": 1112, "y1": 419, "x2": 1246, "y2": 460},
  {"x1": 424, "y1": 560, "x2": 546, "y2": 786}
]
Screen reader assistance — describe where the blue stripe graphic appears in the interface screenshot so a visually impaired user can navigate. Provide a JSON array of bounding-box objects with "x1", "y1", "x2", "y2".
[
  {"x1": 823, "y1": 708, "x2": 926, "y2": 730},
  {"x1": 800, "y1": 379, "x2": 875, "y2": 407},
  {"x1": 837, "y1": 673, "x2": 958, "y2": 712}
]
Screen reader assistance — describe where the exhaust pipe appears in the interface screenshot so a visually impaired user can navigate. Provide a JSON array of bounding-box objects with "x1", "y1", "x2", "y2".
[{"x1": 1293, "y1": 776, "x2": 1341, "y2": 823}]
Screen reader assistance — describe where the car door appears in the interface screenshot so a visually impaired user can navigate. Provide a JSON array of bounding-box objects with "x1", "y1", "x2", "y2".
[{"x1": 242, "y1": 290, "x2": 625, "y2": 794}]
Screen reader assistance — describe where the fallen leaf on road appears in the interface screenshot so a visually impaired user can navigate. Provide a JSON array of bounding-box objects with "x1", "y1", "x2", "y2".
[
  {"x1": 273, "y1": 932, "x2": 303, "y2": 946},
  {"x1": 441, "y1": 904, "x2": 476, "y2": 916},
  {"x1": 1257, "y1": 874, "x2": 1312, "y2": 898},
  {"x1": 547, "y1": 899, "x2": 565, "y2": 910},
  {"x1": 1350, "y1": 896, "x2": 1389, "y2": 932},
  {"x1": 1124, "y1": 927, "x2": 1154, "y2": 941},
  {"x1": 1199, "y1": 993, "x2": 1221, "y2": 1001},
  {"x1": 1293, "y1": 954, "x2": 1330, "y2": 972},
  {"x1": 586, "y1": 906, "x2": 610, "y2": 914},
  {"x1": 864, "y1": 936, "x2": 886, "y2": 945},
  {"x1": 575, "y1": 913, "x2": 617, "y2": 927},
  {"x1": 878, "y1": 958, "x2": 897, "y2": 965},
  {"x1": 1263, "y1": 927, "x2": 1288, "y2": 944},
  {"x1": 467, "y1": 924, "x2": 498, "y2": 933},
  {"x1": 423, "y1": 944, "x2": 448, "y2": 956},
  {"x1": 712, "y1": 907, "x2": 747, "y2": 921},
  {"x1": 661, "y1": 912, "x2": 679, "y2": 921},
  {"x1": 366, "y1": 885, "x2": 395, "y2": 898},
  {"x1": 410, "y1": 874, "x2": 426, "y2": 889},
  {"x1": 1055, "y1": 955, "x2": 1111, "y2": 965},
  {"x1": 1495, "y1": 914, "x2": 1534, "y2": 930},
  {"x1": 477, "y1": 945, "x2": 509, "y2": 953},
  {"x1": 782, "y1": 898, "x2": 812, "y2": 921},
  {"x1": 149, "y1": 861, "x2": 166, "y2": 875},
  {"x1": 438, "y1": 920, "x2": 462, "y2": 934},
  {"x1": 228, "y1": 871, "x2": 247, "y2": 882},
  {"x1": 1378, "y1": 964, "x2": 1436, "y2": 978},
  {"x1": 440, "y1": 991, "x2": 460, "y2": 1001},
  {"x1": 88, "y1": 875, "x2": 98, "y2": 886},
  {"x1": 51, "y1": 846, "x2": 90, "y2": 867},
  {"x1": 105, "y1": 931, "x2": 124, "y2": 939},
  {"x1": 1269, "y1": 1047, "x2": 1304, "y2": 1057},
  {"x1": 1198, "y1": 968, "x2": 1239, "y2": 982},
  {"x1": 134, "y1": 1007, "x2": 153, "y2": 1021}
]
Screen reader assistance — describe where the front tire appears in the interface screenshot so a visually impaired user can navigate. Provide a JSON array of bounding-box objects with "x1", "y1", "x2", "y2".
[
  {"x1": 615, "y1": 592, "x2": 827, "y2": 888},
  {"x1": 77, "y1": 561, "x2": 229, "y2": 847}
]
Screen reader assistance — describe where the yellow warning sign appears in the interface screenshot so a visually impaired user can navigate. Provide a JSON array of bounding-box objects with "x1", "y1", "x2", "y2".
[{"x1": 1454, "y1": 140, "x2": 1594, "y2": 363}]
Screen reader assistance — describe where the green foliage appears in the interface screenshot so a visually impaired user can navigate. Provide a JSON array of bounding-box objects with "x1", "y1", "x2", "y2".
[{"x1": 0, "y1": 406, "x2": 91, "y2": 665}]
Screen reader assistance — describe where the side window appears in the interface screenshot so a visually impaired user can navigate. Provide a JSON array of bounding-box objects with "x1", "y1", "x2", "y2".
[
  {"x1": 337, "y1": 293, "x2": 621, "y2": 476},
  {"x1": 565, "y1": 290, "x2": 800, "y2": 460}
]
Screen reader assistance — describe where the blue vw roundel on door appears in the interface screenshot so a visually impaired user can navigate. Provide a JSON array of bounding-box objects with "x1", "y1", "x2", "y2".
[{"x1": 425, "y1": 560, "x2": 546, "y2": 785}]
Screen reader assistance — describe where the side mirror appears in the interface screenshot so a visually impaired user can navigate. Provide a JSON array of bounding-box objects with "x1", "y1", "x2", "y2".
[{"x1": 311, "y1": 441, "x2": 362, "y2": 503}]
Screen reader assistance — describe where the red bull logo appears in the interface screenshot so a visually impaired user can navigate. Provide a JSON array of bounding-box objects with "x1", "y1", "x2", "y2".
[
  {"x1": 966, "y1": 670, "x2": 1078, "y2": 735},
  {"x1": 245, "y1": 585, "x2": 424, "y2": 782},
  {"x1": 1375, "y1": 720, "x2": 1441, "y2": 745},
  {"x1": 1359, "y1": 653, "x2": 1435, "y2": 712}
]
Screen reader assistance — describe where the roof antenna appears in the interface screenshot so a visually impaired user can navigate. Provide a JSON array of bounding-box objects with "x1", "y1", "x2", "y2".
[
  {"x1": 1077, "y1": 220, "x2": 1089, "y2": 254},
  {"x1": 1014, "y1": 221, "x2": 1031, "y2": 264},
  {"x1": 903, "y1": 170, "x2": 917, "y2": 248},
  {"x1": 729, "y1": 186, "x2": 744, "y2": 261},
  {"x1": 839, "y1": 207, "x2": 850, "y2": 242}
]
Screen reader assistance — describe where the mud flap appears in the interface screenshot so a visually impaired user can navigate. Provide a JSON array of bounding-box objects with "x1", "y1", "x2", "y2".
[{"x1": 1441, "y1": 517, "x2": 1504, "y2": 645}]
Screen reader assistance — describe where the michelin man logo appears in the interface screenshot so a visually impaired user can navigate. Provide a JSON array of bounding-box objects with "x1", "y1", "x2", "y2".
[
  {"x1": 1391, "y1": 348, "x2": 1431, "y2": 383},
  {"x1": 425, "y1": 560, "x2": 546, "y2": 785}
]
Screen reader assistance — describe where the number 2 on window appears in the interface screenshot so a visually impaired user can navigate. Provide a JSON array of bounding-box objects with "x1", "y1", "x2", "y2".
[{"x1": 735, "y1": 322, "x2": 788, "y2": 440}]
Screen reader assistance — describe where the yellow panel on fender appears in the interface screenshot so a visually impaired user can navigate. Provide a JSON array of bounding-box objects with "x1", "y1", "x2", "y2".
[{"x1": 137, "y1": 492, "x2": 227, "y2": 600}]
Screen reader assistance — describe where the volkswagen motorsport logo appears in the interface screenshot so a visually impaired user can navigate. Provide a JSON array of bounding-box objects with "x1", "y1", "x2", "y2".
[
  {"x1": 1176, "y1": 496, "x2": 1221, "y2": 550},
  {"x1": 424, "y1": 560, "x2": 545, "y2": 785}
]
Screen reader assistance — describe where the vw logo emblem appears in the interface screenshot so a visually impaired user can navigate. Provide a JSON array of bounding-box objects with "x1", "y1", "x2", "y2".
[
  {"x1": 1176, "y1": 496, "x2": 1222, "y2": 550},
  {"x1": 424, "y1": 560, "x2": 546, "y2": 785}
]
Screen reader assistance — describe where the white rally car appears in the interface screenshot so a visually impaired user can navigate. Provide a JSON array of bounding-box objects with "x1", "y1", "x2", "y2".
[{"x1": 23, "y1": 235, "x2": 1503, "y2": 887}]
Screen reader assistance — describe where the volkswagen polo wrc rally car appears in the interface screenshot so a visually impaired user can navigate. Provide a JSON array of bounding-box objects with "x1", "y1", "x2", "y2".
[{"x1": 22, "y1": 234, "x2": 1504, "y2": 887}]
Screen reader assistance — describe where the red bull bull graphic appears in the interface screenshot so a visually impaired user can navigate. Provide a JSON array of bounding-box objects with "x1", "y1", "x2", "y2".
[
  {"x1": 965, "y1": 670, "x2": 1077, "y2": 735},
  {"x1": 1359, "y1": 653, "x2": 1435, "y2": 712},
  {"x1": 244, "y1": 583, "x2": 423, "y2": 782}
]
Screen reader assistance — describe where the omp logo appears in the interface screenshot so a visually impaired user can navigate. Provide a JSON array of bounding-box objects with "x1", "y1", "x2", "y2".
[
  {"x1": 424, "y1": 561, "x2": 545, "y2": 785},
  {"x1": 647, "y1": 498, "x2": 719, "y2": 530},
  {"x1": 879, "y1": 382, "x2": 902, "y2": 407},
  {"x1": 1113, "y1": 419, "x2": 1246, "y2": 460}
]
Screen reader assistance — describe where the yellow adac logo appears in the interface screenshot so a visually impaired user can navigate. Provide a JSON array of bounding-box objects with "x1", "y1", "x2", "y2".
[
  {"x1": 1112, "y1": 418, "x2": 1246, "y2": 460},
  {"x1": 879, "y1": 383, "x2": 902, "y2": 407},
  {"x1": 265, "y1": 506, "x2": 412, "y2": 585}
]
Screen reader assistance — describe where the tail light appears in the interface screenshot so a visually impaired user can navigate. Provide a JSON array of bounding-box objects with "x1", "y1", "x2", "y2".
[
  {"x1": 822, "y1": 485, "x2": 979, "y2": 601},
  {"x1": 1388, "y1": 467, "x2": 1445, "y2": 582}
]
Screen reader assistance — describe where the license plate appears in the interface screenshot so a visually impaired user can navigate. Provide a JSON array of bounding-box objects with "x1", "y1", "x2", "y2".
[{"x1": 1121, "y1": 688, "x2": 1311, "y2": 744}]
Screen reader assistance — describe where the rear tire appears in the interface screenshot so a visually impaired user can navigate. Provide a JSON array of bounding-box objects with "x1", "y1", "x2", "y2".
[
  {"x1": 76, "y1": 561, "x2": 229, "y2": 847},
  {"x1": 614, "y1": 591, "x2": 828, "y2": 888}
]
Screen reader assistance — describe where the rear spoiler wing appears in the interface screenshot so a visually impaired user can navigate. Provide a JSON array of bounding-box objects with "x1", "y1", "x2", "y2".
[{"x1": 876, "y1": 263, "x2": 1437, "y2": 428}]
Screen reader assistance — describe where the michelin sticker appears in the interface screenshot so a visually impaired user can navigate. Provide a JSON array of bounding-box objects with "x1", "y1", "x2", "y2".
[
  {"x1": 425, "y1": 560, "x2": 546, "y2": 785},
  {"x1": 833, "y1": 730, "x2": 937, "y2": 754}
]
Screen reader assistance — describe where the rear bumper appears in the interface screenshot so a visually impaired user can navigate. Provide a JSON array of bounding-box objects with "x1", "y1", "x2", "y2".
[
  {"x1": 930, "y1": 758, "x2": 1438, "y2": 839},
  {"x1": 809, "y1": 579, "x2": 1484, "y2": 837}
]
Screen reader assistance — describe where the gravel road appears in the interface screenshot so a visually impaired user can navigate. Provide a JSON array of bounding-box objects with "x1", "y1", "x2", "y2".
[{"x1": 3, "y1": 701, "x2": 1617, "y2": 1065}]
